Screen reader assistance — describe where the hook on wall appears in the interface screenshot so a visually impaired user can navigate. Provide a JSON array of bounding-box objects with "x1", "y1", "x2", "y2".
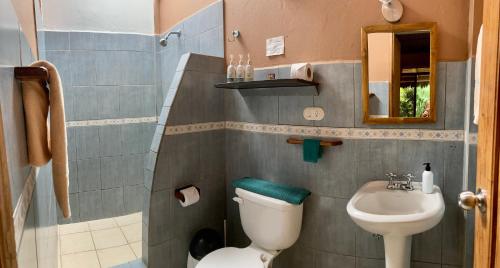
[
  {"x1": 228, "y1": 29, "x2": 240, "y2": 42},
  {"x1": 379, "y1": 0, "x2": 404, "y2": 23}
]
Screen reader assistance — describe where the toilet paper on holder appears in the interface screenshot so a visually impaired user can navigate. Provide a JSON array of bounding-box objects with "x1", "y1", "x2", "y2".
[
  {"x1": 175, "y1": 185, "x2": 201, "y2": 207},
  {"x1": 290, "y1": 63, "x2": 313, "y2": 81}
]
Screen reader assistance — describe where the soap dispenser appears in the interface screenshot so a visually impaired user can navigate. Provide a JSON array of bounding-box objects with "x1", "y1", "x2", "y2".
[
  {"x1": 227, "y1": 54, "x2": 236, "y2": 82},
  {"x1": 244, "y1": 54, "x2": 254, "y2": 81},
  {"x1": 422, "y1": 163, "x2": 434, "y2": 194},
  {"x1": 236, "y1": 54, "x2": 245, "y2": 82}
]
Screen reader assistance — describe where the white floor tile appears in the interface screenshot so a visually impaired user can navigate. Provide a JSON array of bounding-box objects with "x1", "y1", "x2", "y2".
[
  {"x1": 59, "y1": 222, "x2": 89, "y2": 235},
  {"x1": 91, "y1": 228, "x2": 127, "y2": 249},
  {"x1": 60, "y1": 232, "x2": 95, "y2": 255},
  {"x1": 61, "y1": 251, "x2": 100, "y2": 268},
  {"x1": 97, "y1": 245, "x2": 136, "y2": 267},
  {"x1": 121, "y1": 223, "x2": 141, "y2": 243},
  {"x1": 129, "y1": 242, "x2": 142, "y2": 258},
  {"x1": 88, "y1": 218, "x2": 117, "y2": 231},
  {"x1": 114, "y1": 212, "x2": 142, "y2": 227}
]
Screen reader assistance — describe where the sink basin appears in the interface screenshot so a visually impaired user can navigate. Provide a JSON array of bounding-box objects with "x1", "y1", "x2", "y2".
[{"x1": 347, "y1": 180, "x2": 445, "y2": 268}]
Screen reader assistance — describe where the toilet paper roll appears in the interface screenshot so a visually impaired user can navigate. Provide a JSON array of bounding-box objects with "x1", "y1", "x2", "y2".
[
  {"x1": 179, "y1": 186, "x2": 200, "y2": 207},
  {"x1": 290, "y1": 63, "x2": 313, "y2": 81}
]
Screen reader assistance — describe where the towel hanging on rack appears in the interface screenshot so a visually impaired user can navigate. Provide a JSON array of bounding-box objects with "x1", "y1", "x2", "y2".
[{"x1": 18, "y1": 61, "x2": 71, "y2": 219}]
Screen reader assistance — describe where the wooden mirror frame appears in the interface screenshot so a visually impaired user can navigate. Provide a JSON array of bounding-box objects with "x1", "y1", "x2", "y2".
[{"x1": 361, "y1": 22, "x2": 437, "y2": 124}]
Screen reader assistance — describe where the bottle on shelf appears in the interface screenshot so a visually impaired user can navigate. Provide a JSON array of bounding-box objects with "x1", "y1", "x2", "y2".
[
  {"x1": 244, "y1": 53, "x2": 254, "y2": 82},
  {"x1": 227, "y1": 54, "x2": 236, "y2": 83},
  {"x1": 236, "y1": 54, "x2": 245, "y2": 82}
]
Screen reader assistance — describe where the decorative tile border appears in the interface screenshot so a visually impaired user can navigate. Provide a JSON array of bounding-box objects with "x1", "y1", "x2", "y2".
[
  {"x1": 164, "y1": 121, "x2": 226, "y2": 135},
  {"x1": 13, "y1": 167, "x2": 36, "y2": 248},
  {"x1": 164, "y1": 121, "x2": 465, "y2": 142},
  {"x1": 66, "y1": 116, "x2": 158, "y2": 127}
]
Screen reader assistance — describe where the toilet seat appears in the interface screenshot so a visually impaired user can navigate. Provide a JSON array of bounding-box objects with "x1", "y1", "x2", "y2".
[{"x1": 196, "y1": 246, "x2": 275, "y2": 268}]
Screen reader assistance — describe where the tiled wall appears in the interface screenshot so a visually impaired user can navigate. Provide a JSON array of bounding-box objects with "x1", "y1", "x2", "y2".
[
  {"x1": 44, "y1": 30, "x2": 157, "y2": 223},
  {"x1": 223, "y1": 61, "x2": 468, "y2": 268},
  {"x1": 144, "y1": 54, "x2": 226, "y2": 268}
]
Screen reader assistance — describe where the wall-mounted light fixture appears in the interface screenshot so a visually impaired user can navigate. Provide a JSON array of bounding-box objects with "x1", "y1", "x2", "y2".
[{"x1": 379, "y1": 0, "x2": 404, "y2": 23}]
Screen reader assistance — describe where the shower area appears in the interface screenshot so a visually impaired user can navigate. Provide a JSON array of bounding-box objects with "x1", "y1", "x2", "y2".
[{"x1": 30, "y1": 0, "x2": 224, "y2": 267}]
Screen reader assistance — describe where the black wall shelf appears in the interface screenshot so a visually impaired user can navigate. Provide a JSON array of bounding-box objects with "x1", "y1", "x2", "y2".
[{"x1": 214, "y1": 79, "x2": 319, "y2": 96}]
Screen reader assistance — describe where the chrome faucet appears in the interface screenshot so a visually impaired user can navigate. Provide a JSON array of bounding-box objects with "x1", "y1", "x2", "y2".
[{"x1": 385, "y1": 172, "x2": 415, "y2": 191}]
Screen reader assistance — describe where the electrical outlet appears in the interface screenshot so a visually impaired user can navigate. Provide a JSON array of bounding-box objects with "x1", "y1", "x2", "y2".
[{"x1": 303, "y1": 107, "x2": 325, "y2": 121}]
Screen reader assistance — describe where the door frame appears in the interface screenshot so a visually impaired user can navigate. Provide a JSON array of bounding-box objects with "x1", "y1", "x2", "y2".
[{"x1": 0, "y1": 105, "x2": 17, "y2": 268}]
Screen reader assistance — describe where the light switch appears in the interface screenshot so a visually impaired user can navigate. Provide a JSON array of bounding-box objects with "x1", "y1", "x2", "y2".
[
  {"x1": 303, "y1": 107, "x2": 325, "y2": 121},
  {"x1": 266, "y1": 36, "x2": 285, "y2": 56}
]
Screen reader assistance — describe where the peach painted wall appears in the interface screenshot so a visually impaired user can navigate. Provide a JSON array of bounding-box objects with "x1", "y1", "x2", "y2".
[
  {"x1": 224, "y1": 0, "x2": 470, "y2": 67},
  {"x1": 157, "y1": 0, "x2": 217, "y2": 34},
  {"x1": 156, "y1": 0, "x2": 474, "y2": 67},
  {"x1": 11, "y1": 0, "x2": 38, "y2": 59}
]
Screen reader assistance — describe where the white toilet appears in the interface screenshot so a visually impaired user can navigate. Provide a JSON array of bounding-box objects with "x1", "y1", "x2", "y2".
[{"x1": 196, "y1": 187, "x2": 304, "y2": 268}]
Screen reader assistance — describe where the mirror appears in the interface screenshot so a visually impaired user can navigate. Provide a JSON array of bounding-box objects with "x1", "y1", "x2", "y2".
[{"x1": 361, "y1": 23, "x2": 437, "y2": 124}]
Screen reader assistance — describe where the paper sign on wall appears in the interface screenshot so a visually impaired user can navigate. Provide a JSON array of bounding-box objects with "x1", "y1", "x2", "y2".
[{"x1": 266, "y1": 36, "x2": 285, "y2": 56}]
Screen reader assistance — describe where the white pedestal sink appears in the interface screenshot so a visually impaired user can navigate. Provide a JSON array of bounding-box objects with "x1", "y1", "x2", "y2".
[{"x1": 347, "y1": 181, "x2": 445, "y2": 268}]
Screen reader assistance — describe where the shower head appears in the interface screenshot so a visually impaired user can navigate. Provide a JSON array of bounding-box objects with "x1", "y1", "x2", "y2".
[{"x1": 159, "y1": 30, "x2": 182, "y2": 47}]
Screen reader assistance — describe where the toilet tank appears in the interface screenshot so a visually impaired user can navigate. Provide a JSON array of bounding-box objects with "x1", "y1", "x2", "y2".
[{"x1": 234, "y1": 188, "x2": 303, "y2": 251}]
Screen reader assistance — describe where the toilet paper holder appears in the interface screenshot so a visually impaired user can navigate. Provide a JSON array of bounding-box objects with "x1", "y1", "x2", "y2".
[{"x1": 174, "y1": 185, "x2": 201, "y2": 202}]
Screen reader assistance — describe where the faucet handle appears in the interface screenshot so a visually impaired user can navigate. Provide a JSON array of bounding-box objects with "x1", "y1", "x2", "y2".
[
  {"x1": 385, "y1": 172, "x2": 398, "y2": 180},
  {"x1": 403, "y1": 173, "x2": 415, "y2": 182}
]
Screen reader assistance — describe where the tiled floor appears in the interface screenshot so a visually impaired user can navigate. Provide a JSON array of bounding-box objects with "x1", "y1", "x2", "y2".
[{"x1": 59, "y1": 212, "x2": 144, "y2": 268}]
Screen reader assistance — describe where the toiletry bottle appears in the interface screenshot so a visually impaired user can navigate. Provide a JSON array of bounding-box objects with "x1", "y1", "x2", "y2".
[
  {"x1": 422, "y1": 163, "x2": 434, "y2": 194},
  {"x1": 236, "y1": 54, "x2": 245, "y2": 82},
  {"x1": 244, "y1": 54, "x2": 254, "y2": 81},
  {"x1": 227, "y1": 55, "x2": 236, "y2": 83}
]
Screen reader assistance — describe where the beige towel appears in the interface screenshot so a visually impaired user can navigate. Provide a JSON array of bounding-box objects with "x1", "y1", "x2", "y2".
[{"x1": 22, "y1": 61, "x2": 71, "y2": 219}]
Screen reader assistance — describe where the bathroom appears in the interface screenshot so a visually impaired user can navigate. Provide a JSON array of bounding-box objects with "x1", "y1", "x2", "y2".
[{"x1": 1, "y1": 0, "x2": 496, "y2": 267}]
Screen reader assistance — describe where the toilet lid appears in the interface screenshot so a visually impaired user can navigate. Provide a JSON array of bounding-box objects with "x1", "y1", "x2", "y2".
[{"x1": 196, "y1": 247, "x2": 267, "y2": 268}]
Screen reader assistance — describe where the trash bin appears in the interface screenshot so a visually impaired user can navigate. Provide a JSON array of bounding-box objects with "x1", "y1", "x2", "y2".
[{"x1": 187, "y1": 228, "x2": 224, "y2": 268}]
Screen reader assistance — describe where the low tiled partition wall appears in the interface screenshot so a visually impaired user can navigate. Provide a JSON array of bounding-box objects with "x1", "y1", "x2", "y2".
[{"x1": 144, "y1": 53, "x2": 226, "y2": 267}]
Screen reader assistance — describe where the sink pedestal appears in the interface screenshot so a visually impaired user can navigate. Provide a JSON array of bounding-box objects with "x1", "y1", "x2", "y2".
[{"x1": 383, "y1": 235, "x2": 411, "y2": 268}]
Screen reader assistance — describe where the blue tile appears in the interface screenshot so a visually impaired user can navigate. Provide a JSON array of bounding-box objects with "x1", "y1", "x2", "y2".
[
  {"x1": 94, "y1": 33, "x2": 153, "y2": 52},
  {"x1": 73, "y1": 86, "x2": 99, "y2": 120},
  {"x1": 96, "y1": 86, "x2": 120, "y2": 119},
  {"x1": 75, "y1": 126, "x2": 100, "y2": 159},
  {"x1": 46, "y1": 51, "x2": 72, "y2": 85},
  {"x1": 124, "y1": 184, "x2": 144, "y2": 214},
  {"x1": 68, "y1": 161, "x2": 79, "y2": 193},
  {"x1": 102, "y1": 187, "x2": 125, "y2": 217},
  {"x1": 122, "y1": 154, "x2": 145, "y2": 186},
  {"x1": 63, "y1": 85, "x2": 75, "y2": 121},
  {"x1": 313, "y1": 63, "x2": 355, "y2": 127},
  {"x1": 99, "y1": 125, "x2": 122, "y2": 157},
  {"x1": 199, "y1": 27, "x2": 221, "y2": 57},
  {"x1": 101, "y1": 156, "x2": 123, "y2": 189},
  {"x1": 443, "y1": 142, "x2": 464, "y2": 204},
  {"x1": 355, "y1": 258, "x2": 385, "y2": 268},
  {"x1": 314, "y1": 251, "x2": 355, "y2": 268},
  {"x1": 69, "y1": 32, "x2": 95, "y2": 50},
  {"x1": 66, "y1": 127, "x2": 77, "y2": 161},
  {"x1": 122, "y1": 124, "x2": 145, "y2": 154},
  {"x1": 70, "y1": 51, "x2": 96, "y2": 86},
  {"x1": 77, "y1": 158, "x2": 101, "y2": 191},
  {"x1": 95, "y1": 51, "x2": 124, "y2": 86},
  {"x1": 119, "y1": 86, "x2": 144, "y2": 117},
  {"x1": 148, "y1": 189, "x2": 173, "y2": 246},
  {"x1": 278, "y1": 96, "x2": 314, "y2": 126},
  {"x1": 123, "y1": 51, "x2": 154, "y2": 85},
  {"x1": 411, "y1": 224, "x2": 442, "y2": 263},
  {"x1": 445, "y1": 61, "x2": 466, "y2": 130},
  {"x1": 144, "y1": 86, "x2": 157, "y2": 117},
  {"x1": 78, "y1": 190, "x2": 103, "y2": 221},
  {"x1": 200, "y1": 130, "x2": 225, "y2": 181},
  {"x1": 45, "y1": 31, "x2": 69, "y2": 50},
  {"x1": 441, "y1": 204, "x2": 465, "y2": 266}
]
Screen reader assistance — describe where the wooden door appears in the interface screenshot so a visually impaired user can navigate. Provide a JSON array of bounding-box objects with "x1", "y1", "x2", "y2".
[
  {"x1": 472, "y1": 0, "x2": 500, "y2": 266},
  {"x1": 0, "y1": 106, "x2": 18, "y2": 268}
]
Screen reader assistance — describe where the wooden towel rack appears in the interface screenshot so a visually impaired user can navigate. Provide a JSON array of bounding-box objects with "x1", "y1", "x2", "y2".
[
  {"x1": 14, "y1": 66, "x2": 49, "y2": 92},
  {"x1": 286, "y1": 137, "x2": 343, "y2": 147}
]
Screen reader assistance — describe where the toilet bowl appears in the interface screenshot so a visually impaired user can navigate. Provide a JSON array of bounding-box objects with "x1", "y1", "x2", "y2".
[{"x1": 196, "y1": 187, "x2": 304, "y2": 268}]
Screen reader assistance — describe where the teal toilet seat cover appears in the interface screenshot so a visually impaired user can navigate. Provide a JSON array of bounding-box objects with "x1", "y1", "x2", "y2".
[{"x1": 232, "y1": 177, "x2": 311, "y2": 205}]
